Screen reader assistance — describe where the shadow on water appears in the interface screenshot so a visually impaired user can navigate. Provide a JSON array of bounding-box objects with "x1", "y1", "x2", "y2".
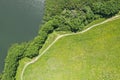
[{"x1": 0, "y1": 0, "x2": 44, "y2": 72}]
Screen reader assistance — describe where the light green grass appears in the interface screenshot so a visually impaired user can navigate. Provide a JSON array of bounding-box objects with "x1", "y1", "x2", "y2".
[
  {"x1": 17, "y1": 18, "x2": 120, "y2": 80},
  {"x1": 84, "y1": 18, "x2": 105, "y2": 29},
  {"x1": 15, "y1": 58, "x2": 31, "y2": 80},
  {"x1": 39, "y1": 31, "x2": 72, "y2": 53},
  {"x1": 39, "y1": 31, "x2": 59, "y2": 53}
]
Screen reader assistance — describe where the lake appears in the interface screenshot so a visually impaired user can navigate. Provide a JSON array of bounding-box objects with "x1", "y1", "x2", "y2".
[{"x1": 0, "y1": 0, "x2": 44, "y2": 73}]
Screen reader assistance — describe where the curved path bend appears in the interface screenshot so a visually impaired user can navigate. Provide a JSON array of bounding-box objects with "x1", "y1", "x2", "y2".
[{"x1": 21, "y1": 15, "x2": 120, "y2": 80}]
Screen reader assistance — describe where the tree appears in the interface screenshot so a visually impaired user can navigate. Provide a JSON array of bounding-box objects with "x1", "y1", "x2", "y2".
[
  {"x1": 40, "y1": 20, "x2": 54, "y2": 34},
  {"x1": 2, "y1": 43, "x2": 27, "y2": 80},
  {"x1": 91, "y1": 0, "x2": 120, "y2": 17}
]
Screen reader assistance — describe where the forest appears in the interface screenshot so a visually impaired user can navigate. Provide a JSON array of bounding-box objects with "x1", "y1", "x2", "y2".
[{"x1": 1, "y1": 0, "x2": 120, "y2": 80}]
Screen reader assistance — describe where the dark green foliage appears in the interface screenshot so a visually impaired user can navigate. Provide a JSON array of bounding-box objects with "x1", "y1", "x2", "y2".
[
  {"x1": 24, "y1": 35, "x2": 47, "y2": 58},
  {"x1": 91, "y1": 0, "x2": 120, "y2": 17},
  {"x1": 44, "y1": 0, "x2": 120, "y2": 32},
  {"x1": 24, "y1": 41, "x2": 39, "y2": 58},
  {"x1": 2, "y1": 43, "x2": 27, "y2": 80},
  {"x1": 53, "y1": 15, "x2": 71, "y2": 31},
  {"x1": 44, "y1": 0, "x2": 93, "y2": 32},
  {"x1": 44, "y1": 0, "x2": 66, "y2": 21},
  {"x1": 44, "y1": 4, "x2": 95, "y2": 32},
  {"x1": 40, "y1": 20, "x2": 54, "y2": 34}
]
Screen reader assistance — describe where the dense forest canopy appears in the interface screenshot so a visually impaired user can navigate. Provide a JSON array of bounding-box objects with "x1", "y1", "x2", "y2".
[
  {"x1": 45, "y1": 0, "x2": 120, "y2": 20},
  {"x1": 1, "y1": 0, "x2": 120, "y2": 80},
  {"x1": 44, "y1": 0, "x2": 120, "y2": 32}
]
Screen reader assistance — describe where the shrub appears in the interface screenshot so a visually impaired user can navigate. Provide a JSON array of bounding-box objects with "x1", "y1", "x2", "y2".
[
  {"x1": 40, "y1": 20, "x2": 54, "y2": 34},
  {"x1": 24, "y1": 35, "x2": 47, "y2": 58}
]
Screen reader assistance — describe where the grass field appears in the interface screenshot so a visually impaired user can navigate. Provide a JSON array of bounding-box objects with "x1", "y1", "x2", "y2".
[{"x1": 16, "y1": 18, "x2": 120, "y2": 80}]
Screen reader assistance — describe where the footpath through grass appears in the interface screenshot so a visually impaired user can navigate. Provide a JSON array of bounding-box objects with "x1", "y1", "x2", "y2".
[{"x1": 17, "y1": 18, "x2": 120, "y2": 80}]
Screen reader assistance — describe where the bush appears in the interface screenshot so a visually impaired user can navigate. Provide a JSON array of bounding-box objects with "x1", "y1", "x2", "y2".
[
  {"x1": 40, "y1": 20, "x2": 54, "y2": 34},
  {"x1": 24, "y1": 35, "x2": 47, "y2": 58}
]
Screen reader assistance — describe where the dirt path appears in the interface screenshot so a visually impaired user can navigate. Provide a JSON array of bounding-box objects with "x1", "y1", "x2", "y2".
[{"x1": 21, "y1": 15, "x2": 120, "y2": 80}]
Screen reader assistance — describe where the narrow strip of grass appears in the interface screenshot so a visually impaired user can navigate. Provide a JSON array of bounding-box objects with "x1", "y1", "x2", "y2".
[
  {"x1": 15, "y1": 58, "x2": 31, "y2": 80},
  {"x1": 84, "y1": 18, "x2": 105, "y2": 29}
]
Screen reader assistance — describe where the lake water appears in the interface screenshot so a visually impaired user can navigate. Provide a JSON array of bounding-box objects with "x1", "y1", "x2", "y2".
[{"x1": 0, "y1": 0, "x2": 44, "y2": 73}]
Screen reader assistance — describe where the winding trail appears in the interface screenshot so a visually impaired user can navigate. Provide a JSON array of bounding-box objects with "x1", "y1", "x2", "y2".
[{"x1": 21, "y1": 15, "x2": 120, "y2": 80}]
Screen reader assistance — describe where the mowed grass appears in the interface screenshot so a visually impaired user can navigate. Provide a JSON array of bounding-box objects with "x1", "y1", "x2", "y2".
[{"x1": 21, "y1": 18, "x2": 120, "y2": 80}]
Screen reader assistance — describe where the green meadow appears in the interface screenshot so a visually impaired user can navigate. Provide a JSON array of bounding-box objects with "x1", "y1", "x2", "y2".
[{"x1": 17, "y1": 18, "x2": 120, "y2": 80}]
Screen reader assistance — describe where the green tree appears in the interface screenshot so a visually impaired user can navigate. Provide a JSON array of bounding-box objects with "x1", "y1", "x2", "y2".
[
  {"x1": 40, "y1": 20, "x2": 54, "y2": 34},
  {"x1": 2, "y1": 43, "x2": 27, "y2": 80}
]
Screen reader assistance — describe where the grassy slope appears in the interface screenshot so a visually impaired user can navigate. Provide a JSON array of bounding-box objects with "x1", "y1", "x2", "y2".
[
  {"x1": 15, "y1": 58, "x2": 31, "y2": 79},
  {"x1": 17, "y1": 18, "x2": 120, "y2": 80}
]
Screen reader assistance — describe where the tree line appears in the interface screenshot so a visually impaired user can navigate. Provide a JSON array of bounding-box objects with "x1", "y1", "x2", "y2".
[{"x1": 44, "y1": 0, "x2": 120, "y2": 32}]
